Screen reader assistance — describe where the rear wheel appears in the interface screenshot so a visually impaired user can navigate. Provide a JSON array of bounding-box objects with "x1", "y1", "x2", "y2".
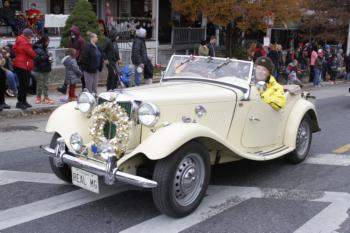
[
  {"x1": 286, "y1": 115, "x2": 312, "y2": 164},
  {"x1": 152, "y1": 141, "x2": 210, "y2": 218},
  {"x1": 49, "y1": 133, "x2": 72, "y2": 183}
]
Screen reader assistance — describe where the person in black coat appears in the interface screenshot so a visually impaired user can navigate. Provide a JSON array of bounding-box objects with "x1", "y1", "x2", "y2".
[
  {"x1": 80, "y1": 32, "x2": 103, "y2": 93},
  {"x1": 268, "y1": 44, "x2": 280, "y2": 79},
  {"x1": 1, "y1": 1, "x2": 17, "y2": 36},
  {"x1": 131, "y1": 27, "x2": 152, "y2": 86},
  {"x1": 103, "y1": 30, "x2": 121, "y2": 90}
]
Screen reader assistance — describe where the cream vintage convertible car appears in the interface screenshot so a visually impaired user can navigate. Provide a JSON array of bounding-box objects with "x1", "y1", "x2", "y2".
[{"x1": 41, "y1": 55, "x2": 320, "y2": 217}]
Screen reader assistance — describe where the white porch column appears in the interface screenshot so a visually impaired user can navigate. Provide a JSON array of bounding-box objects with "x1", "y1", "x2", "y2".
[{"x1": 152, "y1": 0, "x2": 159, "y2": 63}]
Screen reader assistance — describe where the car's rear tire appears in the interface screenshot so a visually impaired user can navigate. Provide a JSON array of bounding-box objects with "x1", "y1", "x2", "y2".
[
  {"x1": 49, "y1": 133, "x2": 72, "y2": 183},
  {"x1": 152, "y1": 141, "x2": 210, "y2": 218},
  {"x1": 286, "y1": 115, "x2": 312, "y2": 164}
]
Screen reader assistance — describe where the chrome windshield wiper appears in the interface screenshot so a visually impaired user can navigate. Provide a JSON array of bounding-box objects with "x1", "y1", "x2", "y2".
[
  {"x1": 210, "y1": 58, "x2": 231, "y2": 73},
  {"x1": 175, "y1": 55, "x2": 194, "y2": 69}
]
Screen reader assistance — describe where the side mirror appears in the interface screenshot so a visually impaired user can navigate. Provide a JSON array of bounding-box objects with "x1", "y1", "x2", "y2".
[{"x1": 256, "y1": 81, "x2": 267, "y2": 92}]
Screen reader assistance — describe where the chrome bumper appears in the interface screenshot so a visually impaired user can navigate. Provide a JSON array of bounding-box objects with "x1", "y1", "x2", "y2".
[{"x1": 40, "y1": 138, "x2": 157, "y2": 189}]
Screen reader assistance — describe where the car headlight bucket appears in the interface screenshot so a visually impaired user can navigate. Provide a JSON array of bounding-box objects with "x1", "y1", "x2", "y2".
[
  {"x1": 70, "y1": 133, "x2": 83, "y2": 153},
  {"x1": 77, "y1": 92, "x2": 96, "y2": 113},
  {"x1": 138, "y1": 103, "x2": 160, "y2": 127}
]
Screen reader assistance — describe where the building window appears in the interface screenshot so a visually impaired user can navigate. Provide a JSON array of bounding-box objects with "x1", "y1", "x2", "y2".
[
  {"x1": 51, "y1": 0, "x2": 64, "y2": 14},
  {"x1": 119, "y1": 0, "x2": 130, "y2": 17}
]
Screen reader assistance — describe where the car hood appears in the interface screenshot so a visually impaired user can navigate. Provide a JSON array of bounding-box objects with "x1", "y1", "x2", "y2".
[{"x1": 105, "y1": 81, "x2": 243, "y2": 105}]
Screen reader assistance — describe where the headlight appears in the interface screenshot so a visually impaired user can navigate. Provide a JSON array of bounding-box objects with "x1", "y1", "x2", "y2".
[
  {"x1": 138, "y1": 103, "x2": 160, "y2": 127},
  {"x1": 77, "y1": 92, "x2": 96, "y2": 113},
  {"x1": 70, "y1": 133, "x2": 83, "y2": 153}
]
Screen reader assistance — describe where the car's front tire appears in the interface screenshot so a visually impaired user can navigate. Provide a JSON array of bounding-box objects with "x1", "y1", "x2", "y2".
[
  {"x1": 49, "y1": 133, "x2": 72, "y2": 183},
  {"x1": 286, "y1": 115, "x2": 312, "y2": 164},
  {"x1": 152, "y1": 141, "x2": 210, "y2": 218}
]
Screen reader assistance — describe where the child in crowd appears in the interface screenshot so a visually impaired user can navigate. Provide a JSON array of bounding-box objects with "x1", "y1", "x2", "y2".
[
  {"x1": 287, "y1": 60, "x2": 303, "y2": 87},
  {"x1": 33, "y1": 36, "x2": 54, "y2": 104},
  {"x1": 61, "y1": 48, "x2": 82, "y2": 101}
]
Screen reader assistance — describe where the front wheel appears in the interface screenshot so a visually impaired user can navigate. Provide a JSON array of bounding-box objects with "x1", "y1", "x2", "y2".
[
  {"x1": 152, "y1": 141, "x2": 210, "y2": 218},
  {"x1": 286, "y1": 115, "x2": 312, "y2": 164},
  {"x1": 49, "y1": 133, "x2": 72, "y2": 183}
]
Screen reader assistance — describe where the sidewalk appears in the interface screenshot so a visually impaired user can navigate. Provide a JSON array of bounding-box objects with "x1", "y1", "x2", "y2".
[
  {"x1": 0, "y1": 86, "x2": 107, "y2": 119},
  {"x1": 0, "y1": 79, "x2": 347, "y2": 119}
]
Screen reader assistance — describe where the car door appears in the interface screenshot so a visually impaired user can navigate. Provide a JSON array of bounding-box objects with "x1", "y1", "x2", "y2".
[{"x1": 241, "y1": 88, "x2": 284, "y2": 148}]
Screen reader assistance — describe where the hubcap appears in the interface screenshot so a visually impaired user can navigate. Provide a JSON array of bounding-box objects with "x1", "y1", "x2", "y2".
[
  {"x1": 173, "y1": 153, "x2": 205, "y2": 207},
  {"x1": 296, "y1": 120, "x2": 310, "y2": 156}
]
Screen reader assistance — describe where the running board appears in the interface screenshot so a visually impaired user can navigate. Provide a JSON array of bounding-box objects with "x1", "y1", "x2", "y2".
[{"x1": 248, "y1": 145, "x2": 289, "y2": 157}]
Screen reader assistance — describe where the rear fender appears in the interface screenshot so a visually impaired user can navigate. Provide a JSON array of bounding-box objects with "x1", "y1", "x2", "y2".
[{"x1": 284, "y1": 99, "x2": 320, "y2": 149}]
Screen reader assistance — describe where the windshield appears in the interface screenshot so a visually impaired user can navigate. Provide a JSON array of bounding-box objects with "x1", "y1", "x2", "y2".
[{"x1": 162, "y1": 55, "x2": 253, "y2": 88}]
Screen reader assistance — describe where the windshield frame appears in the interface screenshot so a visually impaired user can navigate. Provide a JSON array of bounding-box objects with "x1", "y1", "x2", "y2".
[{"x1": 161, "y1": 55, "x2": 254, "y2": 92}]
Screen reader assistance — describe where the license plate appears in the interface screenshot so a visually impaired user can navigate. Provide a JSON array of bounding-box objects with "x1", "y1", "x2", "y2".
[{"x1": 71, "y1": 167, "x2": 99, "y2": 194}]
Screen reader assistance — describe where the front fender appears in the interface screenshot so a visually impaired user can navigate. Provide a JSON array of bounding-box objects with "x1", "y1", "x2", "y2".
[
  {"x1": 46, "y1": 102, "x2": 92, "y2": 149},
  {"x1": 283, "y1": 99, "x2": 320, "y2": 149},
  {"x1": 117, "y1": 122, "x2": 240, "y2": 165}
]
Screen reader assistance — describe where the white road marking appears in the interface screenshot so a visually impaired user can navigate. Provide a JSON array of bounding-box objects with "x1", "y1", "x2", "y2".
[
  {"x1": 295, "y1": 191, "x2": 350, "y2": 233},
  {"x1": 305, "y1": 153, "x2": 350, "y2": 166},
  {"x1": 0, "y1": 170, "x2": 66, "y2": 185},
  {"x1": 122, "y1": 186, "x2": 350, "y2": 233},
  {"x1": 0, "y1": 185, "x2": 129, "y2": 231},
  {"x1": 1, "y1": 153, "x2": 350, "y2": 231},
  {"x1": 121, "y1": 186, "x2": 263, "y2": 233}
]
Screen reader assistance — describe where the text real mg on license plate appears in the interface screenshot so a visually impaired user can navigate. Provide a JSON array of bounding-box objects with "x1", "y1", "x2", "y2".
[{"x1": 72, "y1": 167, "x2": 99, "y2": 194}]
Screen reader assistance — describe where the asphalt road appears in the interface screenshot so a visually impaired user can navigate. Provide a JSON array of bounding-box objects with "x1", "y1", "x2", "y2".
[{"x1": 0, "y1": 84, "x2": 350, "y2": 233}]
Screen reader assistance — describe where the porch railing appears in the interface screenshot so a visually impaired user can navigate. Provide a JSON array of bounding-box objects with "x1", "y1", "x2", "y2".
[{"x1": 171, "y1": 27, "x2": 206, "y2": 49}]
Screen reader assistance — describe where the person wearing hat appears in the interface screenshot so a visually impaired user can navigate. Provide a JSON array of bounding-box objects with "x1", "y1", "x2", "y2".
[
  {"x1": 13, "y1": 28, "x2": 36, "y2": 110},
  {"x1": 255, "y1": 56, "x2": 286, "y2": 111},
  {"x1": 103, "y1": 29, "x2": 121, "y2": 90},
  {"x1": 131, "y1": 26, "x2": 152, "y2": 86}
]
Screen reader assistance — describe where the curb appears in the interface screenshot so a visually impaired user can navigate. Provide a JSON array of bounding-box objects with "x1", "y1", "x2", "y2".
[{"x1": 0, "y1": 104, "x2": 59, "y2": 119}]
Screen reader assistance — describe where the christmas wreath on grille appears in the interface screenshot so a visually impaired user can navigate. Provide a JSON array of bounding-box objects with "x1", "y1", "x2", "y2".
[{"x1": 89, "y1": 101, "x2": 132, "y2": 158}]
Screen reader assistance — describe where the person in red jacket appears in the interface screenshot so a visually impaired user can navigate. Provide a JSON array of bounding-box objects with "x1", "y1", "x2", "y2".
[
  {"x1": 26, "y1": 3, "x2": 42, "y2": 26},
  {"x1": 13, "y1": 28, "x2": 36, "y2": 110}
]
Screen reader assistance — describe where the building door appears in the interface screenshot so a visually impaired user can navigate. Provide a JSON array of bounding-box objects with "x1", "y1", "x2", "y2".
[{"x1": 50, "y1": 0, "x2": 64, "y2": 14}]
